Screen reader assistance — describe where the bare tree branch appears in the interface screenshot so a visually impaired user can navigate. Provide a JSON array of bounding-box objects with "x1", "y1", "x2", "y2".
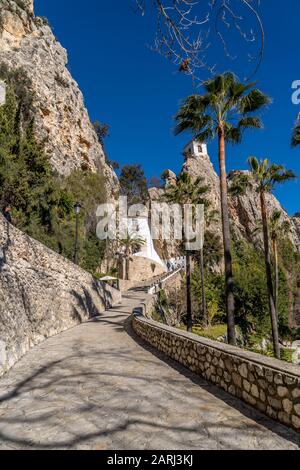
[{"x1": 134, "y1": 0, "x2": 264, "y2": 82}]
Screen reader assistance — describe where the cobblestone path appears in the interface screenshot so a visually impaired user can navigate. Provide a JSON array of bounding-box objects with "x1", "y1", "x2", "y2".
[{"x1": 0, "y1": 291, "x2": 299, "y2": 450}]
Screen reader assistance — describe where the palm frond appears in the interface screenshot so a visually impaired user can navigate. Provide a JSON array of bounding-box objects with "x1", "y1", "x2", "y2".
[
  {"x1": 175, "y1": 73, "x2": 270, "y2": 152},
  {"x1": 174, "y1": 95, "x2": 213, "y2": 137},
  {"x1": 248, "y1": 156, "x2": 259, "y2": 174},
  {"x1": 224, "y1": 123, "x2": 242, "y2": 144},
  {"x1": 229, "y1": 81, "x2": 257, "y2": 100},
  {"x1": 195, "y1": 128, "x2": 215, "y2": 142},
  {"x1": 271, "y1": 169, "x2": 296, "y2": 184},
  {"x1": 292, "y1": 120, "x2": 300, "y2": 147},
  {"x1": 270, "y1": 210, "x2": 282, "y2": 225},
  {"x1": 239, "y1": 89, "x2": 271, "y2": 114},
  {"x1": 238, "y1": 117, "x2": 263, "y2": 130},
  {"x1": 248, "y1": 157, "x2": 296, "y2": 193},
  {"x1": 228, "y1": 172, "x2": 251, "y2": 196}
]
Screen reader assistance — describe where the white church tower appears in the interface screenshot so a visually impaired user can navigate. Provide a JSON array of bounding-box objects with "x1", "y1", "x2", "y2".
[{"x1": 183, "y1": 140, "x2": 208, "y2": 160}]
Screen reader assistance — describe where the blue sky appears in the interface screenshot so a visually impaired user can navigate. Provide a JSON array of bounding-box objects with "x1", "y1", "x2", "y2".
[{"x1": 35, "y1": 0, "x2": 300, "y2": 215}]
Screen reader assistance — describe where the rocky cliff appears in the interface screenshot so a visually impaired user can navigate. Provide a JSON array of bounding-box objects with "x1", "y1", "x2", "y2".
[
  {"x1": 151, "y1": 146, "x2": 300, "y2": 254},
  {"x1": 0, "y1": 0, "x2": 118, "y2": 197},
  {"x1": 149, "y1": 143, "x2": 300, "y2": 325}
]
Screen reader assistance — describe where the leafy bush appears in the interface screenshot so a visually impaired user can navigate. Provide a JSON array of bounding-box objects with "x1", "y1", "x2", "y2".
[
  {"x1": 281, "y1": 348, "x2": 294, "y2": 363},
  {"x1": 191, "y1": 267, "x2": 225, "y2": 325},
  {"x1": 0, "y1": 65, "x2": 107, "y2": 276},
  {"x1": 192, "y1": 324, "x2": 227, "y2": 341}
]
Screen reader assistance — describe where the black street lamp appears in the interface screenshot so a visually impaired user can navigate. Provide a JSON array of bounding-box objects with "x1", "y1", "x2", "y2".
[{"x1": 73, "y1": 202, "x2": 81, "y2": 265}]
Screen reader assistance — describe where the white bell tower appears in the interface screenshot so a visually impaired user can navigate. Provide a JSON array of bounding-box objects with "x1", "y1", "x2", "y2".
[{"x1": 183, "y1": 140, "x2": 208, "y2": 160}]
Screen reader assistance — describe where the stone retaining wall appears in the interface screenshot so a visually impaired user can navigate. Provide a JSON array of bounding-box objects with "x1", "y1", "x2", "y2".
[
  {"x1": 132, "y1": 314, "x2": 300, "y2": 432},
  {"x1": 0, "y1": 215, "x2": 122, "y2": 377}
]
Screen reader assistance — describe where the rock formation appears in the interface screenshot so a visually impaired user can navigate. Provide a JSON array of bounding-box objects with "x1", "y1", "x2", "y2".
[
  {"x1": 150, "y1": 142, "x2": 300, "y2": 254},
  {"x1": 149, "y1": 142, "x2": 300, "y2": 325},
  {"x1": 0, "y1": 0, "x2": 118, "y2": 198},
  {"x1": 162, "y1": 169, "x2": 177, "y2": 188}
]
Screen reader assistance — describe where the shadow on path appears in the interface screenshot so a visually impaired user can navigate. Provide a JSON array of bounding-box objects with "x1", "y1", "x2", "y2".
[{"x1": 0, "y1": 292, "x2": 299, "y2": 450}]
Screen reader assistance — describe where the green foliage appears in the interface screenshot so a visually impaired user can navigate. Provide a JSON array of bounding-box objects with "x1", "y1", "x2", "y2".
[
  {"x1": 191, "y1": 267, "x2": 225, "y2": 325},
  {"x1": 165, "y1": 172, "x2": 209, "y2": 206},
  {"x1": 247, "y1": 157, "x2": 296, "y2": 193},
  {"x1": 93, "y1": 121, "x2": 110, "y2": 145},
  {"x1": 0, "y1": 62, "x2": 34, "y2": 123},
  {"x1": 191, "y1": 234, "x2": 293, "y2": 348},
  {"x1": 292, "y1": 117, "x2": 300, "y2": 148},
  {"x1": 0, "y1": 65, "x2": 107, "y2": 276},
  {"x1": 93, "y1": 121, "x2": 119, "y2": 170},
  {"x1": 119, "y1": 164, "x2": 148, "y2": 205},
  {"x1": 191, "y1": 324, "x2": 227, "y2": 341},
  {"x1": 158, "y1": 289, "x2": 169, "y2": 306},
  {"x1": 174, "y1": 72, "x2": 270, "y2": 143},
  {"x1": 279, "y1": 238, "x2": 300, "y2": 286},
  {"x1": 232, "y1": 237, "x2": 291, "y2": 340},
  {"x1": 232, "y1": 237, "x2": 270, "y2": 337},
  {"x1": 151, "y1": 309, "x2": 165, "y2": 324},
  {"x1": 281, "y1": 348, "x2": 294, "y2": 363},
  {"x1": 196, "y1": 230, "x2": 223, "y2": 269}
]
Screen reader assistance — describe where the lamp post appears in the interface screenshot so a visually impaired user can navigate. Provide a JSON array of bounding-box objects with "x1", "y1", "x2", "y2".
[{"x1": 73, "y1": 202, "x2": 81, "y2": 265}]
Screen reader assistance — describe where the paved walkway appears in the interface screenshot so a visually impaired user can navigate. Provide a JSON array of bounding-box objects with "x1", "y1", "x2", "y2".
[{"x1": 0, "y1": 291, "x2": 299, "y2": 450}]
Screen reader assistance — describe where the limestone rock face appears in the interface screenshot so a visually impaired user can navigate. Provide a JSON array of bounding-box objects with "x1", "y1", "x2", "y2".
[
  {"x1": 183, "y1": 152, "x2": 221, "y2": 213},
  {"x1": 161, "y1": 149, "x2": 300, "y2": 252},
  {"x1": 291, "y1": 217, "x2": 300, "y2": 251},
  {"x1": 24, "y1": 0, "x2": 34, "y2": 13},
  {"x1": 182, "y1": 152, "x2": 223, "y2": 240},
  {"x1": 228, "y1": 172, "x2": 300, "y2": 251},
  {"x1": 0, "y1": 0, "x2": 118, "y2": 198},
  {"x1": 163, "y1": 169, "x2": 177, "y2": 188}
]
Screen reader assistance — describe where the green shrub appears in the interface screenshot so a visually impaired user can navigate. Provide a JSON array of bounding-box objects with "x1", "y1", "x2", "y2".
[
  {"x1": 0, "y1": 65, "x2": 107, "y2": 276},
  {"x1": 281, "y1": 348, "x2": 294, "y2": 363}
]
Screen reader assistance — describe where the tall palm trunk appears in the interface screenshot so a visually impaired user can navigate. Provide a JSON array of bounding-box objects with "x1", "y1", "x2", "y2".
[
  {"x1": 273, "y1": 238, "x2": 279, "y2": 324},
  {"x1": 186, "y1": 252, "x2": 193, "y2": 332},
  {"x1": 218, "y1": 126, "x2": 236, "y2": 346},
  {"x1": 272, "y1": 238, "x2": 279, "y2": 322},
  {"x1": 199, "y1": 248, "x2": 208, "y2": 327},
  {"x1": 260, "y1": 191, "x2": 280, "y2": 359},
  {"x1": 125, "y1": 249, "x2": 130, "y2": 281}
]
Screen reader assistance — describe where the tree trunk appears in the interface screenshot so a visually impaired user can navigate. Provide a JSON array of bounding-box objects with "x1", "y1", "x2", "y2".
[
  {"x1": 260, "y1": 191, "x2": 280, "y2": 359},
  {"x1": 125, "y1": 250, "x2": 130, "y2": 281},
  {"x1": 186, "y1": 252, "x2": 193, "y2": 332},
  {"x1": 218, "y1": 126, "x2": 236, "y2": 346},
  {"x1": 272, "y1": 238, "x2": 279, "y2": 323},
  {"x1": 199, "y1": 248, "x2": 208, "y2": 327}
]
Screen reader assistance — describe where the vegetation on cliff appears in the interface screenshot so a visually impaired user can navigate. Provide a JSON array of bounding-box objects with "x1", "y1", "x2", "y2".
[{"x1": 0, "y1": 64, "x2": 106, "y2": 275}]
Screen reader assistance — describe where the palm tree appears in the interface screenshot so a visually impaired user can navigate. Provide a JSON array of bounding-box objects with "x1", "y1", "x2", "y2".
[
  {"x1": 231, "y1": 158, "x2": 295, "y2": 359},
  {"x1": 253, "y1": 211, "x2": 291, "y2": 323},
  {"x1": 292, "y1": 117, "x2": 300, "y2": 148},
  {"x1": 193, "y1": 208, "x2": 221, "y2": 328},
  {"x1": 269, "y1": 211, "x2": 291, "y2": 319},
  {"x1": 174, "y1": 72, "x2": 271, "y2": 345},
  {"x1": 165, "y1": 172, "x2": 209, "y2": 331},
  {"x1": 120, "y1": 231, "x2": 145, "y2": 281}
]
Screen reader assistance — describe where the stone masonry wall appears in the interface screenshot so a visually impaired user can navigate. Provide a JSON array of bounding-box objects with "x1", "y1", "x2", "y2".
[
  {"x1": 0, "y1": 215, "x2": 121, "y2": 377},
  {"x1": 128, "y1": 257, "x2": 167, "y2": 283},
  {"x1": 132, "y1": 314, "x2": 300, "y2": 433}
]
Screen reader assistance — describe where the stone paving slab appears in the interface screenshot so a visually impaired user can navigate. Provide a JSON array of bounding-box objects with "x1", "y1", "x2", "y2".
[{"x1": 0, "y1": 291, "x2": 299, "y2": 450}]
